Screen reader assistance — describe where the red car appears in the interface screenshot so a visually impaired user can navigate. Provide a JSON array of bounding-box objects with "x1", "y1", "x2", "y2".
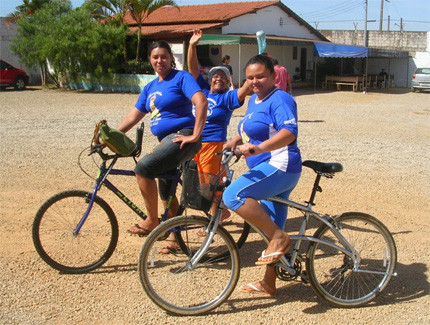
[{"x1": 0, "y1": 59, "x2": 29, "y2": 90}]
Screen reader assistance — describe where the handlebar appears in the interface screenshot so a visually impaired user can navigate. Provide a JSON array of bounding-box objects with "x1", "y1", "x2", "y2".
[{"x1": 215, "y1": 147, "x2": 255, "y2": 166}]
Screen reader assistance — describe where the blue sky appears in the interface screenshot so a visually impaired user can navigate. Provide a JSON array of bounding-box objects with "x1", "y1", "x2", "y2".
[{"x1": 1, "y1": 0, "x2": 429, "y2": 31}]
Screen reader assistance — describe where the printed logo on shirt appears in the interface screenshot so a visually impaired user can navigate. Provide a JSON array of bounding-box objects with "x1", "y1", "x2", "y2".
[
  {"x1": 192, "y1": 98, "x2": 215, "y2": 121},
  {"x1": 240, "y1": 122, "x2": 250, "y2": 143},
  {"x1": 284, "y1": 118, "x2": 297, "y2": 125},
  {"x1": 239, "y1": 112, "x2": 253, "y2": 143},
  {"x1": 150, "y1": 96, "x2": 161, "y2": 119}
]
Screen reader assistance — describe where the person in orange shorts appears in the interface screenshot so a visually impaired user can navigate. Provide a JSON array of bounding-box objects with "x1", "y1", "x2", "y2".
[{"x1": 188, "y1": 29, "x2": 251, "y2": 221}]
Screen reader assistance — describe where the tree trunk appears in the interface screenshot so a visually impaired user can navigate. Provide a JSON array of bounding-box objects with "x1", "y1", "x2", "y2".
[{"x1": 135, "y1": 24, "x2": 141, "y2": 61}]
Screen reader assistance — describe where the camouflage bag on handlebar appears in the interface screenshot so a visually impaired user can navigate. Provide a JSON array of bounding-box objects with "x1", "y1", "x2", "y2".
[{"x1": 91, "y1": 120, "x2": 137, "y2": 156}]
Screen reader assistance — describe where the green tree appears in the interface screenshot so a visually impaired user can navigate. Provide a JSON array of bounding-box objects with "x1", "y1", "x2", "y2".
[
  {"x1": 12, "y1": 0, "x2": 126, "y2": 86},
  {"x1": 11, "y1": 0, "x2": 72, "y2": 85},
  {"x1": 128, "y1": 0, "x2": 179, "y2": 61},
  {"x1": 6, "y1": 0, "x2": 53, "y2": 22},
  {"x1": 84, "y1": 0, "x2": 131, "y2": 63}
]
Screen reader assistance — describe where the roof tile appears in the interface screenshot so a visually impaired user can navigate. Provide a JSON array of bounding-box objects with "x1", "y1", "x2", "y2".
[{"x1": 124, "y1": 1, "x2": 279, "y2": 25}]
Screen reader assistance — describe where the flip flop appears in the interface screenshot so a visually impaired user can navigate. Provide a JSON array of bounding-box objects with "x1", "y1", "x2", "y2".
[
  {"x1": 255, "y1": 243, "x2": 290, "y2": 266},
  {"x1": 127, "y1": 224, "x2": 151, "y2": 237},
  {"x1": 239, "y1": 282, "x2": 276, "y2": 297},
  {"x1": 158, "y1": 246, "x2": 182, "y2": 255}
]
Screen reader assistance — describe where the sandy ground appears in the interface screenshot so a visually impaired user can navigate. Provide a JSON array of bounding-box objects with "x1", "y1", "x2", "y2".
[{"x1": 0, "y1": 86, "x2": 429, "y2": 324}]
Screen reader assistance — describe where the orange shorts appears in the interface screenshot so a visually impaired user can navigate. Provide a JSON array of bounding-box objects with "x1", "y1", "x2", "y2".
[{"x1": 193, "y1": 142, "x2": 226, "y2": 177}]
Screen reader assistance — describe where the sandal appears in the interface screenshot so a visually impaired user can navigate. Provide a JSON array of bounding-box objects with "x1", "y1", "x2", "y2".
[
  {"x1": 255, "y1": 241, "x2": 290, "y2": 266},
  {"x1": 239, "y1": 282, "x2": 276, "y2": 297},
  {"x1": 159, "y1": 246, "x2": 182, "y2": 255},
  {"x1": 127, "y1": 224, "x2": 151, "y2": 237}
]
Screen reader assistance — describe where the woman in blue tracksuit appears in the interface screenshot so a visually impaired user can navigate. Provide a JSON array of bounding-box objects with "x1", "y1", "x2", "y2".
[{"x1": 223, "y1": 55, "x2": 302, "y2": 296}]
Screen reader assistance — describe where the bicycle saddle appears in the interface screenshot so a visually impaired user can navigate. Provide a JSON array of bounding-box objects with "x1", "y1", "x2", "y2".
[{"x1": 302, "y1": 160, "x2": 343, "y2": 174}]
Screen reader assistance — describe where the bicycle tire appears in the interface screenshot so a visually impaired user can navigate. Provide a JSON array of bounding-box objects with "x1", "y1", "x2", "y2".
[
  {"x1": 225, "y1": 219, "x2": 250, "y2": 250},
  {"x1": 138, "y1": 215, "x2": 240, "y2": 315},
  {"x1": 202, "y1": 216, "x2": 251, "y2": 256},
  {"x1": 306, "y1": 212, "x2": 397, "y2": 307},
  {"x1": 32, "y1": 190, "x2": 118, "y2": 274}
]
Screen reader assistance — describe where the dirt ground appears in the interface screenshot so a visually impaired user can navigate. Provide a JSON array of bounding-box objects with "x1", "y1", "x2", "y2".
[{"x1": 0, "y1": 87, "x2": 429, "y2": 324}]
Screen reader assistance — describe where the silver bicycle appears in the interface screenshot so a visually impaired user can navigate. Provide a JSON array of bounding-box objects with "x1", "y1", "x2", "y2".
[{"x1": 138, "y1": 149, "x2": 397, "y2": 315}]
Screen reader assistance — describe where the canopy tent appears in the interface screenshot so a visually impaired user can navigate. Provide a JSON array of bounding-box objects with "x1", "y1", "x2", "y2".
[
  {"x1": 198, "y1": 35, "x2": 243, "y2": 46},
  {"x1": 313, "y1": 42, "x2": 368, "y2": 58},
  {"x1": 312, "y1": 42, "x2": 409, "y2": 90},
  {"x1": 313, "y1": 42, "x2": 408, "y2": 59}
]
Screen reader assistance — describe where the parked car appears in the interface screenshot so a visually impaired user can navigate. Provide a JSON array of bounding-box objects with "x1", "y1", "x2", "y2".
[
  {"x1": 411, "y1": 67, "x2": 430, "y2": 92},
  {"x1": 0, "y1": 59, "x2": 29, "y2": 90}
]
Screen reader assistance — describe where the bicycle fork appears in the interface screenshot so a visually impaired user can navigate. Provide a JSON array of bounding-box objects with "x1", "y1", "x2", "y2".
[{"x1": 185, "y1": 212, "x2": 222, "y2": 269}]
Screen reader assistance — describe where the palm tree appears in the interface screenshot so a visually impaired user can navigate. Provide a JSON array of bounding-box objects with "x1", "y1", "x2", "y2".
[
  {"x1": 6, "y1": 0, "x2": 53, "y2": 23},
  {"x1": 128, "y1": 0, "x2": 179, "y2": 61},
  {"x1": 85, "y1": 0, "x2": 132, "y2": 63}
]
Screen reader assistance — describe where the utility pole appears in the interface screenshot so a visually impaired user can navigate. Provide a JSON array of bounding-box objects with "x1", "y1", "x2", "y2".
[
  {"x1": 364, "y1": 0, "x2": 368, "y2": 47},
  {"x1": 379, "y1": 0, "x2": 384, "y2": 31}
]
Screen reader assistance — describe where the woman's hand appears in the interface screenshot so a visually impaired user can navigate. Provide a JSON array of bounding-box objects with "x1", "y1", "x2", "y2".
[
  {"x1": 190, "y1": 29, "x2": 203, "y2": 46},
  {"x1": 172, "y1": 134, "x2": 199, "y2": 149},
  {"x1": 223, "y1": 135, "x2": 243, "y2": 152},
  {"x1": 237, "y1": 142, "x2": 258, "y2": 157}
]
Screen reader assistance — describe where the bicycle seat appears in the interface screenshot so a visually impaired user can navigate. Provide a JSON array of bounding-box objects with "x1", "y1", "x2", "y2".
[{"x1": 302, "y1": 160, "x2": 343, "y2": 174}]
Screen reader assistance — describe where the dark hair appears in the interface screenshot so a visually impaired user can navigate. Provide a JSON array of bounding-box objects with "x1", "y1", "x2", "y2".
[
  {"x1": 149, "y1": 40, "x2": 176, "y2": 69},
  {"x1": 222, "y1": 55, "x2": 230, "y2": 63},
  {"x1": 272, "y1": 58, "x2": 279, "y2": 65},
  {"x1": 245, "y1": 54, "x2": 275, "y2": 74}
]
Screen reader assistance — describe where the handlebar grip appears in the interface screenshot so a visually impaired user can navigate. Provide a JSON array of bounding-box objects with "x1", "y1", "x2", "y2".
[{"x1": 234, "y1": 148, "x2": 255, "y2": 156}]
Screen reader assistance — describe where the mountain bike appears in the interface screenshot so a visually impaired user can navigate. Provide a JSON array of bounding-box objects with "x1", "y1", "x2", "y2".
[
  {"x1": 138, "y1": 149, "x2": 398, "y2": 315},
  {"x1": 32, "y1": 123, "x2": 250, "y2": 274}
]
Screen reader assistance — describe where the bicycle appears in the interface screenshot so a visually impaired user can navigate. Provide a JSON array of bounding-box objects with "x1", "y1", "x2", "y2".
[
  {"x1": 138, "y1": 149, "x2": 398, "y2": 315},
  {"x1": 32, "y1": 123, "x2": 250, "y2": 274}
]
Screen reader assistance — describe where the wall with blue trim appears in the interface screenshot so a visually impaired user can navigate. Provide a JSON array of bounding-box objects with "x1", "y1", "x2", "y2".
[{"x1": 69, "y1": 74, "x2": 156, "y2": 93}]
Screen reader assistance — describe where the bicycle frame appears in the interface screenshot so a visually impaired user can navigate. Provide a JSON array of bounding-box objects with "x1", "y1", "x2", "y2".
[
  {"x1": 74, "y1": 155, "x2": 182, "y2": 235},
  {"x1": 252, "y1": 197, "x2": 356, "y2": 276},
  {"x1": 185, "y1": 150, "x2": 359, "y2": 275}
]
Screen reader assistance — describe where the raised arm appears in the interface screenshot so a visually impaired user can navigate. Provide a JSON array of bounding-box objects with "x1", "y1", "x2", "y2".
[
  {"x1": 187, "y1": 29, "x2": 203, "y2": 80},
  {"x1": 236, "y1": 79, "x2": 251, "y2": 102}
]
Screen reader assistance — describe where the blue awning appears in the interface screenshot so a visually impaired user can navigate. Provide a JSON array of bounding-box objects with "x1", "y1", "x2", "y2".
[{"x1": 314, "y1": 42, "x2": 368, "y2": 58}]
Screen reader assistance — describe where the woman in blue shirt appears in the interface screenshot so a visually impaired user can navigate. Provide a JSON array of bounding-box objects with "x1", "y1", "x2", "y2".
[
  {"x1": 117, "y1": 40, "x2": 208, "y2": 236},
  {"x1": 187, "y1": 29, "x2": 250, "y2": 221},
  {"x1": 223, "y1": 55, "x2": 302, "y2": 296}
]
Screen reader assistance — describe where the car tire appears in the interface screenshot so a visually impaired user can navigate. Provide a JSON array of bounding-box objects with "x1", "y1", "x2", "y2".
[{"x1": 13, "y1": 76, "x2": 26, "y2": 90}]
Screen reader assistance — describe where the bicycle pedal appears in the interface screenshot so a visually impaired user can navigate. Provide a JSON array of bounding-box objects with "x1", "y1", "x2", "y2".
[{"x1": 300, "y1": 271, "x2": 309, "y2": 284}]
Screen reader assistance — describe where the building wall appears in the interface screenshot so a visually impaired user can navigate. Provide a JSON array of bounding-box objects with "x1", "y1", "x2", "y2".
[
  {"x1": 1, "y1": 18, "x2": 41, "y2": 85},
  {"x1": 319, "y1": 30, "x2": 429, "y2": 55},
  {"x1": 223, "y1": 5, "x2": 320, "y2": 40}
]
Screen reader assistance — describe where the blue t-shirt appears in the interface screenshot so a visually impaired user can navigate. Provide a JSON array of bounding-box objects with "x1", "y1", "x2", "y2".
[
  {"x1": 135, "y1": 70, "x2": 202, "y2": 141},
  {"x1": 238, "y1": 88, "x2": 302, "y2": 173},
  {"x1": 193, "y1": 75, "x2": 243, "y2": 142}
]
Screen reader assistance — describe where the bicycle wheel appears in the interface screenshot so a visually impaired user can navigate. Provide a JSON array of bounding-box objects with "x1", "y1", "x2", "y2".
[
  {"x1": 32, "y1": 190, "x2": 118, "y2": 274},
  {"x1": 138, "y1": 215, "x2": 240, "y2": 315},
  {"x1": 306, "y1": 212, "x2": 397, "y2": 307},
  {"x1": 220, "y1": 215, "x2": 250, "y2": 250}
]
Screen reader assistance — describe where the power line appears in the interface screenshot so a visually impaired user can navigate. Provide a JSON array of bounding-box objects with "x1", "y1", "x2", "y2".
[{"x1": 298, "y1": 0, "x2": 363, "y2": 21}]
